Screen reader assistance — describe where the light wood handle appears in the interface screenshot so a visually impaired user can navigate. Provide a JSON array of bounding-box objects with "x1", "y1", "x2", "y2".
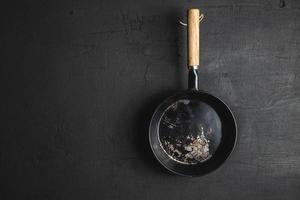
[{"x1": 187, "y1": 9, "x2": 200, "y2": 67}]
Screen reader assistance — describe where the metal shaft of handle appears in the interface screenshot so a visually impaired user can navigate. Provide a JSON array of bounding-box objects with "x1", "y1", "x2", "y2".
[{"x1": 188, "y1": 68, "x2": 199, "y2": 90}]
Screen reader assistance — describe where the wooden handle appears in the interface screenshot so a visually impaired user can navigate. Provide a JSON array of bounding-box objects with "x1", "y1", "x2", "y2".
[{"x1": 187, "y1": 9, "x2": 200, "y2": 67}]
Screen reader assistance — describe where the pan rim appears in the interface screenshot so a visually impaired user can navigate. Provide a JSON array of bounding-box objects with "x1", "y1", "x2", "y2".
[{"x1": 148, "y1": 90, "x2": 238, "y2": 177}]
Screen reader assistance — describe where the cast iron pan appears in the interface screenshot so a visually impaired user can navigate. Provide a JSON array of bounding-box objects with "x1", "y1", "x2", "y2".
[{"x1": 149, "y1": 9, "x2": 237, "y2": 177}]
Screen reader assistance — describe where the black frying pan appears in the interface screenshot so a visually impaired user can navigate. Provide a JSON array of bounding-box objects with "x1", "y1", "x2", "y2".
[{"x1": 149, "y1": 9, "x2": 237, "y2": 176}]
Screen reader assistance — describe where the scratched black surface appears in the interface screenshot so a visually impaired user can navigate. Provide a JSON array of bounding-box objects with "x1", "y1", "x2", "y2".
[{"x1": 0, "y1": 0, "x2": 299, "y2": 199}]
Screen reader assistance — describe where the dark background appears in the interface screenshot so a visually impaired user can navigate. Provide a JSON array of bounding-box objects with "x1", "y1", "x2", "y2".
[{"x1": 1, "y1": 0, "x2": 299, "y2": 199}]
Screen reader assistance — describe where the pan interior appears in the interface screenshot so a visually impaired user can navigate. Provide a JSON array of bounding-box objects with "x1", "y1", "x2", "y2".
[{"x1": 158, "y1": 98, "x2": 222, "y2": 165}]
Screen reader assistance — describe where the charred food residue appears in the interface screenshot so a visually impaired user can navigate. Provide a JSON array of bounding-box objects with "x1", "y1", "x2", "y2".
[{"x1": 160, "y1": 132, "x2": 211, "y2": 164}]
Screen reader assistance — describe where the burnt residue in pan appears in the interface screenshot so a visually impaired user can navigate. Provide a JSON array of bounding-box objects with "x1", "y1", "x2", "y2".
[{"x1": 158, "y1": 99, "x2": 222, "y2": 164}]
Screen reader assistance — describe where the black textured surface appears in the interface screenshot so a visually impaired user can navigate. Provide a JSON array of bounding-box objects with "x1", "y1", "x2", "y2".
[{"x1": 1, "y1": 0, "x2": 300, "y2": 199}]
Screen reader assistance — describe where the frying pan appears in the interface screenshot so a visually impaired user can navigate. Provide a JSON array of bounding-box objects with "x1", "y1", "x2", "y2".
[{"x1": 149, "y1": 9, "x2": 237, "y2": 176}]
